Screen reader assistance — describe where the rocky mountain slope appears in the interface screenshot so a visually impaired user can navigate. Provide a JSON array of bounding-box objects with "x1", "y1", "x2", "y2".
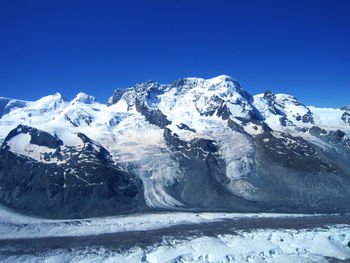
[{"x1": 0, "y1": 75, "x2": 349, "y2": 218}]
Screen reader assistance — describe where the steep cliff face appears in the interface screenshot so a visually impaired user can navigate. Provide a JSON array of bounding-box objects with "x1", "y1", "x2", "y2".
[
  {"x1": 0, "y1": 125, "x2": 145, "y2": 219},
  {"x1": 0, "y1": 76, "x2": 349, "y2": 218}
]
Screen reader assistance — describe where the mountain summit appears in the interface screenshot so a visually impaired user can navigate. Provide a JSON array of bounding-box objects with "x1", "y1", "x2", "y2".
[{"x1": 0, "y1": 76, "x2": 349, "y2": 218}]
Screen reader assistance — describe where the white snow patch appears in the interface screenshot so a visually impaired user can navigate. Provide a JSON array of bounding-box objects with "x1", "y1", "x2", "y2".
[
  {"x1": 6, "y1": 133, "x2": 57, "y2": 163},
  {"x1": 243, "y1": 122, "x2": 264, "y2": 135},
  {"x1": 310, "y1": 106, "x2": 349, "y2": 133}
]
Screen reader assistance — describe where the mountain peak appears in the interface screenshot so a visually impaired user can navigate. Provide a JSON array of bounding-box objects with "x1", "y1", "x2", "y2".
[
  {"x1": 31, "y1": 92, "x2": 67, "y2": 112},
  {"x1": 173, "y1": 75, "x2": 237, "y2": 87},
  {"x1": 207, "y1": 75, "x2": 236, "y2": 83},
  {"x1": 36, "y1": 92, "x2": 65, "y2": 103},
  {"x1": 72, "y1": 92, "x2": 96, "y2": 104}
]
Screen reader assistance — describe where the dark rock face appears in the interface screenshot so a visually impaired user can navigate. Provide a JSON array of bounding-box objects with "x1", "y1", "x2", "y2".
[
  {"x1": 246, "y1": 130, "x2": 350, "y2": 213},
  {"x1": 309, "y1": 126, "x2": 327, "y2": 137},
  {"x1": 279, "y1": 117, "x2": 292, "y2": 127},
  {"x1": 342, "y1": 111, "x2": 350, "y2": 125},
  {"x1": 302, "y1": 113, "x2": 314, "y2": 123},
  {"x1": 216, "y1": 103, "x2": 231, "y2": 120},
  {"x1": 263, "y1": 90, "x2": 275, "y2": 101},
  {"x1": 163, "y1": 128, "x2": 259, "y2": 211},
  {"x1": 0, "y1": 125, "x2": 146, "y2": 219},
  {"x1": 341, "y1": 105, "x2": 350, "y2": 111},
  {"x1": 255, "y1": 132, "x2": 337, "y2": 173},
  {"x1": 107, "y1": 89, "x2": 128, "y2": 106},
  {"x1": 308, "y1": 126, "x2": 350, "y2": 167},
  {"x1": 227, "y1": 119, "x2": 245, "y2": 132},
  {"x1": 176, "y1": 123, "x2": 196, "y2": 133},
  {"x1": 330, "y1": 130, "x2": 346, "y2": 143},
  {"x1": 135, "y1": 98, "x2": 171, "y2": 129}
]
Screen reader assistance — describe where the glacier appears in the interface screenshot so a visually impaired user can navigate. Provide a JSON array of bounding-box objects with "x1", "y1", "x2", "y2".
[{"x1": 0, "y1": 75, "x2": 350, "y2": 262}]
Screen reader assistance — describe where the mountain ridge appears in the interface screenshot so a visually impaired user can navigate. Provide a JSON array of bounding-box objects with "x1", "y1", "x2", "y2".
[{"x1": 0, "y1": 75, "x2": 349, "y2": 218}]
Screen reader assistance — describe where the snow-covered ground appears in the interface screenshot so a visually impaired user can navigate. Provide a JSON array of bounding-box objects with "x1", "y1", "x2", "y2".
[
  {"x1": 0, "y1": 205, "x2": 350, "y2": 262},
  {"x1": 115, "y1": 226, "x2": 350, "y2": 263},
  {"x1": 1, "y1": 224, "x2": 349, "y2": 262},
  {"x1": 0, "y1": 204, "x2": 319, "y2": 239}
]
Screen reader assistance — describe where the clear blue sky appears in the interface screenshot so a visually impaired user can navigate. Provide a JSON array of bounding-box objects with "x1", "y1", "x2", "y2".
[{"x1": 0, "y1": 0, "x2": 349, "y2": 107}]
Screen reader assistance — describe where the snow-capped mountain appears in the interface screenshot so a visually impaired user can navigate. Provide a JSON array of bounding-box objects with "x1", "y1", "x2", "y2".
[{"x1": 0, "y1": 75, "x2": 349, "y2": 218}]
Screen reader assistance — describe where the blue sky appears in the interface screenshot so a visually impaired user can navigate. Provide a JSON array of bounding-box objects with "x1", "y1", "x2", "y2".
[{"x1": 0, "y1": 0, "x2": 349, "y2": 107}]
